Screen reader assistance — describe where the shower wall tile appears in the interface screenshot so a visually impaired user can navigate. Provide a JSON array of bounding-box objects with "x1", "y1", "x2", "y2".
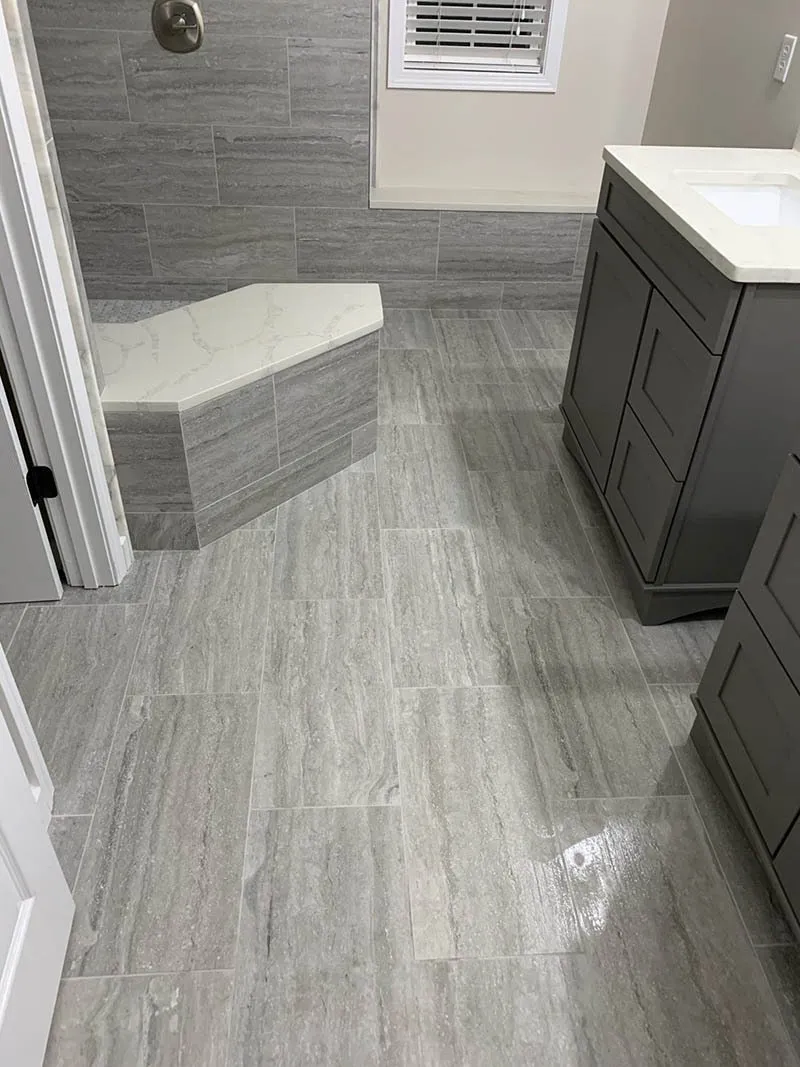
[
  {"x1": 28, "y1": 0, "x2": 148, "y2": 31},
  {"x1": 83, "y1": 275, "x2": 227, "y2": 301},
  {"x1": 296, "y1": 209, "x2": 440, "y2": 280},
  {"x1": 52, "y1": 120, "x2": 218, "y2": 204},
  {"x1": 69, "y1": 203, "x2": 151, "y2": 276},
  {"x1": 120, "y1": 32, "x2": 290, "y2": 126},
  {"x1": 437, "y1": 212, "x2": 582, "y2": 281},
  {"x1": 288, "y1": 39, "x2": 370, "y2": 130},
  {"x1": 215, "y1": 126, "x2": 368, "y2": 208},
  {"x1": 501, "y1": 279, "x2": 585, "y2": 311},
  {"x1": 146, "y1": 205, "x2": 296, "y2": 281},
  {"x1": 32, "y1": 29, "x2": 128, "y2": 121},
  {"x1": 106, "y1": 411, "x2": 193, "y2": 512},
  {"x1": 274, "y1": 332, "x2": 379, "y2": 465},
  {"x1": 203, "y1": 0, "x2": 371, "y2": 41},
  {"x1": 379, "y1": 281, "x2": 504, "y2": 310},
  {"x1": 125, "y1": 511, "x2": 200, "y2": 551}
]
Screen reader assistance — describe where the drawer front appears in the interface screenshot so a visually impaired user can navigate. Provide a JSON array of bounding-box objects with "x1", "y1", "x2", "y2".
[
  {"x1": 628, "y1": 292, "x2": 720, "y2": 479},
  {"x1": 606, "y1": 406, "x2": 682, "y2": 581},
  {"x1": 697, "y1": 593, "x2": 800, "y2": 854},
  {"x1": 562, "y1": 221, "x2": 652, "y2": 489},
  {"x1": 775, "y1": 815, "x2": 800, "y2": 923},
  {"x1": 598, "y1": 168, "x2": 742, "y2": 354},
  {"x1": 740, "y1": 454, "x2": 800, "y2": 695}
]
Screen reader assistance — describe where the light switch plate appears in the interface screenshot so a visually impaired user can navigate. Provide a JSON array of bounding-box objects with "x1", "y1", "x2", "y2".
[{"x1": 774, "y1": 33, "x2": 798, "y2": 83}]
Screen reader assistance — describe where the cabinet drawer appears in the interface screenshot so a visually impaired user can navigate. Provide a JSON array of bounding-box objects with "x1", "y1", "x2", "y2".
[
  {"x1": 697, "y1": 594, "x2": 800, "y2": 854},
  {"x1": 775, "y1": 816, "x2": 800, "y2": 922},
  {"x1": 598, "y1": 168, "x2": 741, "y2": 354},
  {"x1": 740, "y1": 454, "x2": 800, "y2": 695},
  {"x1": 628, "y1": 292, "x2": 720, "y2": 479},
  {"x1": 606, "y1": 406, "x2": 681, "y2": 581}
]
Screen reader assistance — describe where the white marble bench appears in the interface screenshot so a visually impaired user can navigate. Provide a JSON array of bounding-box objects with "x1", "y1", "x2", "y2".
[{"x1": 96, "y1": 284, "x2": 383, "y2": 549}]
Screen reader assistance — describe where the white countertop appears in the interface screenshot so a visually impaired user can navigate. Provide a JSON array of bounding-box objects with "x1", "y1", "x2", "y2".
[
  {"x1": 97, "y1": 283, "x2": 383, "y2": 413},
  {"x1": 603, "y1": 145, "x2": 800, "y2": 283}
]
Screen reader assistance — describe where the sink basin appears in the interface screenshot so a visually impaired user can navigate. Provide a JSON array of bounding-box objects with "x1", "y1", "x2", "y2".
[{"x1": 683, "y1": 174, "x2": 800, "y2": 227}]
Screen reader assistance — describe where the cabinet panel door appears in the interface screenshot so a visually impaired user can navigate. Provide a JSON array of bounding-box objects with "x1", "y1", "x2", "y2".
[
  {"x1": 740, "y1": 454, "x2": 800, "y2": 695},
  {"x1": 775, "y1": 816, "x2": 800, "y2": 923},
  {"x1": 562, "y1": 222, "x2": 651, "y2": 489},
  {"x1": 697, "y1": 594, "x2": 800, "y2": 854},
  {"x1": 605, "y1": 406, "x2": 681, "y2": 581},
  {"x1": 628, "y1": 292, "x2": 720, "y2": 479}
]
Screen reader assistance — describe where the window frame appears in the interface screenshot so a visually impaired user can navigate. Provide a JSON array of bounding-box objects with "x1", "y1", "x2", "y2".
[{"x1": 387, "y1": 0, "x2": 570, "y2": 93}]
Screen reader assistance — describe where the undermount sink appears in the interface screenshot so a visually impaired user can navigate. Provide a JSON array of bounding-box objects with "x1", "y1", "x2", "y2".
[{"x1": 681, "y1": 172, "x2": 800, "y2": 227}]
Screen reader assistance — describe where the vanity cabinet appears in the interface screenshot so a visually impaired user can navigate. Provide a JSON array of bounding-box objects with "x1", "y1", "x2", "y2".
[
  {"x1": 562, "y1": 166, "x2": 800, "y2": 623},
  {"x1": 692, "y1": 451, "x2": 800, "y2": 934}
]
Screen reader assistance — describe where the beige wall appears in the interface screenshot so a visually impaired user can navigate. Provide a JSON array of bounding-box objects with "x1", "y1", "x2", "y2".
[
  {"x1": 645, "y1": 0, "x2": 800, "y2": 149},
  {"x1": 374, "y1": 0, "x2": 671, "y2": 206}
]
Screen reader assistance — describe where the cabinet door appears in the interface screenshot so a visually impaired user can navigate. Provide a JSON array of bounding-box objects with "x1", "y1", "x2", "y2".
[
  {"x1": 605, "y1": 406, "x2": 682, "y2": 581},
  {"x1": 740, "y1": 455, "x2": 800, "y2": 695},
  {"x1": 562, "y1": 222, "x2": 652, "y2": 489},
  {"x1": 627, "y1": 292, "x2": 720, "y2": 480},
  {"x1": 775, "y1": 816, "x2": 800, "y2": 923},
  {"x1": 696, "y1": 594, "x2": 800, "y2": 854}
]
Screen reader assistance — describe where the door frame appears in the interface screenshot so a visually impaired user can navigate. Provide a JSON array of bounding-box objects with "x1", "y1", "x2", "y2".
[{"x1": 0, "y1": 9, "x2": 130, "y2": 589}]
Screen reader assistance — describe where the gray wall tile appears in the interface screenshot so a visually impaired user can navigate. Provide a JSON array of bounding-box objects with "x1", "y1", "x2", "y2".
[
  {"x1": 33, "y1": 29, "x2": 128, "y2": 120},
  {"x1": 274, "y1": 332, "x2": 378, "y2": 466},
  {"x1": 437, "y1": 212, "x2": 582, "y2": 281},
  {"x1": 296, "y1": 209, "x2": 440, "y2": 280},
  {"x1": 203, "y1": 0, "x2": 371, "y2": 40},
  {"x1": 105, "y1": 411, "x2": 193, "y2": 512},
  {"x1": 146, "y1": 205, "x2": 296, "y2": 281},
  {"x1": 120, "y1": 32, "x2": 290, "y2": 125},
  {"x1": 352, "y1": 419, "x2": 377, "y2": 461},
  {"x1": 195, "y1": 432, "x2": 353, "y2": 546},
  {"x1": 215, "y1": 126, "x2": 368, "y2": 208},
  {"x1": 181, "y1": 374, "x2": 279, "y2": 509},
  {"x1": 125, "y1": 510, "x2": 199, "y2": 550},
  {"x1": 52, "y1": 120, "x2": 217, "y2": 204},
  {"x1": 84, "y1": 275, "x2": 226, "y2": 301},
  {"x1": 380, "y1": 309, "x2": 437, "y2": 349},
  {"x1": 28, "y1": 0, "x2": 148, "y2": 30},
  {"x1": 288, "y1": 39, "x2": 369, "y2": 130},
  {"x1": 502, "y1": 279, "x2": 584, "y2": 311},
  {"x1": 379, "y1": 281, "x2": 503, "y2": 309},
  {"x1": 69, "y1": 202, "x2": 151, "y2": 276}
]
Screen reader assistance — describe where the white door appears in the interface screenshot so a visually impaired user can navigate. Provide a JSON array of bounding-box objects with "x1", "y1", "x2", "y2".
[
  {"x1": 0, "y1": 644, "x2": 72, "y2": 1067},
  {"x1": 0, "y1": 373, "x2": 62, "y2": 603}
]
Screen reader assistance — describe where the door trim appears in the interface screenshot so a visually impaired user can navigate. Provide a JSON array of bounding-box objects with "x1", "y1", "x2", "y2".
[{"x1": 0, "y1": 10, "x2": 130, "y2": 588}]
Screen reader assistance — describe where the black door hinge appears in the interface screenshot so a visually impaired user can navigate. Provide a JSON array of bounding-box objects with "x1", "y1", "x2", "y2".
[{"x1": 27, "y1": 465, "x2": 58, "y2": 506}]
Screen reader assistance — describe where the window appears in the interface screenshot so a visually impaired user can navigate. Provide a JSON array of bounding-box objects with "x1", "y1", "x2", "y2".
[{"x1": 387, "y1": 0, "x2": 569, "y2": 92}]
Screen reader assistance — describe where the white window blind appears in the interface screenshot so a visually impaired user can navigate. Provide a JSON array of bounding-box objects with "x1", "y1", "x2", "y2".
[{"x1": 387, "y1": 0, "x2": 568, "y2": 92}]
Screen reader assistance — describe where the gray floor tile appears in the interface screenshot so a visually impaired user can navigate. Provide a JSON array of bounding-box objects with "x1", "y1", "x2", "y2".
[
  {"x1": 67, "y1": 693, "x2": 257, "y2": 976},
  {"x1": 48, "y1": 815, "x2": 90, "y2": 891},
  {"x1": 429, "y1": 308, "x2": 501, "y2": 320},
  {"x1": 378, "y1": 349, "x2": 450, "y2": 426},
  {"x1": 455, "y1": 391, "x2": 560, "y2": 471},
  {"x1": 652, "y1": 683, "x2": 793, "y2": 946},
  {"x1": 272, "y1": 470, "x2": 383, "y2": 598},
  {"x1": 69, "y1": 203, "x2": 151, "y2": 276},
  {"x1": 471, "y1": 470, "x2": 606, "y2": 598},
  {"x1": 512, "y1": 348, "x2": 570, "y2": 421},
  {"x1": 34, "y1": 28, "x2": 128, "y2": 121},
  {"x1": 8, "y1": 604, "x2": 145, "y2": 815},
  {"x1": 295, "y1": 209, "x2": 439, "y2": 281},
  {"x1": 544, "y1": 423, "x2": 607, "y2": 527},
  {"x1": 129, "y1": 531, "x2": 273, "y2": 695},
  {"x1": 44, "y1": 972, "x2": 233, "y2": 1067},
  {"x1": 589, "y1": 521, "x2": 723, "y2": 683},
  {"x1": 382, "y1": 529, "x2": 516, "y2": 687},
  {"x1": 501, "y1": 310, "x2": 575, "y2": 348},
  {"x1": 378, "y1": 425, "x2": 478, "y2": 529},
  {"x1": 556, "y1": 797, "x2": 796, "y2": 1066},
  {"x1": 215, "y1": 125, "x2": 368, "y2": 208},
  {"x1": 126, "y1": 511, "x2": 199, "y2": 551},
  {"x1": 759, "y1": 947, "x2": 800, "y2": 1059},
  {"x1": 501, "y1": 279, "x2": 584, "y2": 311},
  {"x1": 380, "y1": 309, "x2": 437, "y2": 349},
  {"x1": 121, "y1": 32, "x2": 290, "y2": 125},
  {"x1": 503, "y1": 597, "x2": 686, "y2": 799},
  {"x1": 146, "y1": 204, "x2": 297, "y2": 282},
  {"x1": 434, "y1": 317, "x2": 522, "y2": 384},
  {"x1": 437, "y1": 212, "x2": 580, "y2": 281},
  {"x1": 288, "y1": 39, "x2": 369, "y2": 129},
  {"x1": 59, "y1": 552, "x2": 160, "y2": 604},
  {"x1": 0, "y1": 603, "x2": 25, "y2": 646},
  {"x1": 397, "y1": 686, "x2": 580, "y2": 959},
  {"x1": 254, "y1": 598, "x2": 397, "y2": 808},
  {"x1": 228, "y1": 807, "x2": 417, "y2": 1066}
]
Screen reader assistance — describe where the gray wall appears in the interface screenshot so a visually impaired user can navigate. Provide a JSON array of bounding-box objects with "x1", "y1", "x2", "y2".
[{"x1": 27, "y1": 0, "x2": 589, "y2": 309}]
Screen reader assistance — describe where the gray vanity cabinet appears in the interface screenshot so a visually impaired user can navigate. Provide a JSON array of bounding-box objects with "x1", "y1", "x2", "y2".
[{"x1": 561, "y1": 166, "x2": 800, "y2": 624}]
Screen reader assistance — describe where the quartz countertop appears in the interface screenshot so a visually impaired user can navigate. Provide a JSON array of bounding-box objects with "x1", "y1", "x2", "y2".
[
  {"x1": 97, "y1": 283, "x2": 383, "y2": 413},
  {"x1": 603, "y1": 145, "x2": 800, "y2": 283}
]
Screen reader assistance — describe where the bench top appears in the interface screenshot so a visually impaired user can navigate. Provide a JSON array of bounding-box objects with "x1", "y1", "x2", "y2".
[{"x1": 97, "y1": 283, "x2": 383, "y2": 413}]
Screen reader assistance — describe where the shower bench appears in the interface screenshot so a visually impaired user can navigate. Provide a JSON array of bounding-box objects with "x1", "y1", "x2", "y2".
[{"x1": 96, "y1": 283, "x2": 383, "y2": 549}]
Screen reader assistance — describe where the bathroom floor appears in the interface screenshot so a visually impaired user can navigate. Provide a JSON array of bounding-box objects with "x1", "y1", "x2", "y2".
[{"x1": 4, "y1": 305, "x2": 800, "y2": 1065}]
